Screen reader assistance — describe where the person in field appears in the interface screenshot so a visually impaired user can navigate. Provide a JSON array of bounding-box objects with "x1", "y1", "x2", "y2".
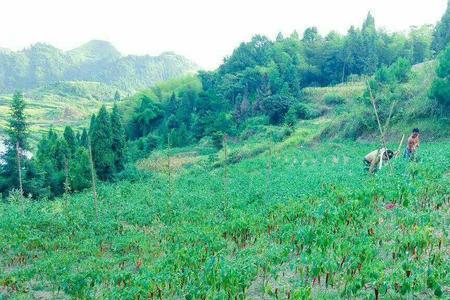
[
  {"x1": 404, "y1": 128, "x2": 420, "y2": 160},
  {"x1": 363, "y1": 148, "x2": 394, "y2": 172}
]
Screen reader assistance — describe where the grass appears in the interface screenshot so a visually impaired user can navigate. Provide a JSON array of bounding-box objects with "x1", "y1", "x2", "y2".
[{"x1": 1, "y1": 139, "x2": 449, "y2": 299}]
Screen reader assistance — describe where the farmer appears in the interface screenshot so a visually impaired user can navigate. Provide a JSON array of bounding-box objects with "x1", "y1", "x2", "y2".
[
  {"x1": 404, "y1": 128, "x2": 420, "y2": 160},
  {"x1": 363, "y1": 148, "x2": 395, "y2": 172}
]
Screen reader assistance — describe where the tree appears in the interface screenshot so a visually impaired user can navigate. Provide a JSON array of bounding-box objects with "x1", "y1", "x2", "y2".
[
  {"x1": 34, "y1": 129, "x2": 70, "y2": 197},
  {"x1": 261, "y1": 94, "x2": 293, "y2": 124},
  {"x1": 114, "y1": 90, "x2": 121, "y2": 102},
  {"x1": 430, "y1": 44, "x2": 450, "y2": 110},
  {"x1": 63, "y1": 126, "x2": 77, "y2": 156},
  {"x1": 110, "y1": 103, "x2": 126, "y2": 172},
  {"x1": 0, "y1": 92, "x2": 30, "y2": 197},
  {"x1": 90, "y1": 106, "x2": 115, "y2": 180},
  {"x1": 80, "y1": 128, "x2": 89, "y2": 148},
  {"x1": 70, "y1": 148, "x2": 91, "y2": 192},
  {"x1": 431, "y1": 1, "x2": 450, "y2": 55},
  {"x1": 361, "y1": 12, "x2": 379, "y2": 74},
  {"x1": 7, "y1": 92, "x2": 28, "y2": 149},
  {"x1": 128, "y1": 95, "x2": 163, "y2": 139},
  {"x1": 410, "y1": 25, "x2": 433, "y2": 64}
]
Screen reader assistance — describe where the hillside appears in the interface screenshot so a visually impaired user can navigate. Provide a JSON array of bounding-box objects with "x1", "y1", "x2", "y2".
[
  {"x1": 0, "y1": 40, "x2": 198, "y2": 93},
  {"x1": 0, "y1": 82, "x2": 116, "y2": 143},
  {"x1": 0, "y1": 3, "x2": 450, "y2": 298},
  {"x1": 1, "y1": 135, "x2": 449, "y2": 299}
]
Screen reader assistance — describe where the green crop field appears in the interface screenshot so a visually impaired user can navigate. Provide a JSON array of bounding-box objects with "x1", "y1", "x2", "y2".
[{"x1": 1, "y1": 139, "x2": 448, "y2": 299}]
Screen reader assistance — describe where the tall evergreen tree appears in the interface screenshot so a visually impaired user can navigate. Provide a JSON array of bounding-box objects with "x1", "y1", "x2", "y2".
[
  {"x1": 110, "y1": 103, "x2": 126, "y2": 172},
  {"x1": 90, "y1": 106, "x2": 115, "y2": 180},
  {"x1": 0, "y1": 92, "x2": 29, "y2": 196},
  {"x1": 430, "y1": 44, "x2": 450, "y2": 110},
  {"x1": 63, "y1": 126, "x2": 76, "y2": 156},
  {"x1": 114, "y1": 90, "x2": 121, "y2": 102},
  {"x1": 361, "y1": 12, "x2": 379, "y2": 74},
  {"x1": 431, "y1": 1, "x2": 450, "y2": 54},
  {"x1": 7, "y1": 92, "x2": 28, "y2": 149},
  {"x1": 35, "y1": 129, "x2": 68, "y2": 197},
  {"x1": 70, "y1": 148, "x2": 91, "y2": 192},
  {"x1": 80, "y1": 128, "x2": 89, "y2": 148}
]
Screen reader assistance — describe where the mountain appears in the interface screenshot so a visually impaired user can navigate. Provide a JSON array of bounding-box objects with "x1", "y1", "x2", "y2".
[{"x1": 0, "y1": 40, "x2": 198, "y2": 93}]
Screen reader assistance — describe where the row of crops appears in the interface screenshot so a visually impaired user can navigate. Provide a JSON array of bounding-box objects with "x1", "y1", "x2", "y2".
[{"x1": 0, "y1": 141, "x2": 449, "y2": 299}]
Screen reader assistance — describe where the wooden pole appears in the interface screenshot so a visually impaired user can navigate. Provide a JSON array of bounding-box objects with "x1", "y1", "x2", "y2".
[
  {"x1": 167, "y1": 132, "x2": 172, "y2": 202},
  {"x1": 395, "y1": 134, "x2": 405, "y2": 158},
  {"x1": 88, "y1": 139, "x2": 99, "y2": 221},
  {"x1": 223, "y1": 134, "x2": 228, "y2": 199},
  {"x1": 366, "y1": 81, "x2": 395, "y2": 172},
  {"x1": 64, "y1": 155, "x2": 70, "y2": 194},
  {"x1": 16, "y1": 141, "x2": 23, "y2": 197},
  {"x1": 265, "y1": 130, "x2": 273, "y2": 200},
  {"x1": 366, "y1": 81, "x2": 388, "y2": 151}
]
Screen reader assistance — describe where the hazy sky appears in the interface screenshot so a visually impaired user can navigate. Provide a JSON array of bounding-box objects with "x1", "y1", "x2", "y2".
[{"x1": 0, "y1": 0, "x2": 447, "y2": 69}]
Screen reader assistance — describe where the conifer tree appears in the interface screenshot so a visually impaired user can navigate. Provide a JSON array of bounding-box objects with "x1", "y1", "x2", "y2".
[
  {"x1": 110, "y1": 103, "x2": 126, "y2": 172},
  {"x1": 63, "y1": 126, "x2": 76, "y2": 156},
  {"x1": 430, "y1": 44, "x2": 450, "y2": 110},
  {"x1": 80, "y1": 128, "x2": 89, "y2": 148},
  {"x1": 432, "y1": 1, "x2": 450, "y2": 54},
  {"x1": 90, "y1": 106, "x2": 115, "y2": 180},
  {"x1": 114, "y1": 90, "x2": 121, "y2": 102},
  {"x1": 0, "y1": 92, "x2": 29, "y2": 196},
  {"x1": 70, "y1": 148, "x2": 91, "y2": 192}
]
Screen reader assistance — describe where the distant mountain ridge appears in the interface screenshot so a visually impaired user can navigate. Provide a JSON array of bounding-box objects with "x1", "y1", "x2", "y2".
[{"x1": 0, "y1": 40, "x2": 198, "y2": 92}]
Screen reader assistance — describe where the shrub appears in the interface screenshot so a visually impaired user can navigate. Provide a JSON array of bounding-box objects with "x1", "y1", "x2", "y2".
[
  {"x1": 272, "y1": 126, "x2": 293, "y2": 142},
  {"x1": 375, "y1": 66, "x2": 394, "y2": 83},
  {"x1": 290, "y1": 102, "x2": 320, "y2": 120},
  {"x1": 211, "y1": 131, "x2": 224, "y2": 150},
  {"x1": 390, "y1": 58, "x2": 412, "y2": 83},
  {"x1": 323, "y1": 93, "x2": 346, "y2": 105}
]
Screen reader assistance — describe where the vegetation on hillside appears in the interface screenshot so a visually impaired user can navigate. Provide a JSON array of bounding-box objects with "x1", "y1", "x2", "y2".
[
  {"x1": 0, "y1": 40, "x2": 197, "y2": 93},
  {"x1": 0, "y1": 3, "x2": 449, "y2": 300},
  {"x1": 2, "y1": 4, "x2": 450, "y2": 199}
]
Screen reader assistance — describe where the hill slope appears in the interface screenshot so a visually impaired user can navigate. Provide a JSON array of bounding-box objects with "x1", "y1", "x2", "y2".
[{"x1": 0, "y1": 40, "x2": 198, "y2": 93}]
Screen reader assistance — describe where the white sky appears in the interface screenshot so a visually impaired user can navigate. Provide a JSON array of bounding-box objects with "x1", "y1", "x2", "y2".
[{"x1": 0, "y1": 0, "x2": 447, "y2": 70}]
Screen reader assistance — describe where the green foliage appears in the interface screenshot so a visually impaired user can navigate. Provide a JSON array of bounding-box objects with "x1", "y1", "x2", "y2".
[
  {"x1": 7, "y1": 92, "x2": 28, "y2": 148},
  {"x1": 430, "y1": 44, "x2": 450, "y2": 110},
  {"x1": 110, "y1": 104, "x2": 126, "y2": 172},
  {"x1": 34, "y1": 130, "x2": 69, "y2": 197},
  {"x1": 260, "y1": 94, "x2": 293, "y2": 124},
  {"x1": 90, "y1": 106, "x2": 115, "y2": 181},
  {"x1": 80, "y1": 128, "x2": 89, "y2": 148},
  {"x1": 431, "y1": 0, "x2": 450, "y2": 54},
  {"x1": 389, "y1": 58, "x2": 412, "y2": 83},
  {"x1": 323, "y1": 93, "x2": 345, "y2": 105},
  {"x1": 69, "y1": 148, "x2": 91, "y2": 192},
  {"x1": 409, "y1": 25, "x2": 433, "y2": 64},
  {"x1": 114, "y1": 90, "x2": 121, "y2": 102},
  {"x1": 0, "y1": 92, "x2": 35, "y2": 197},
  {"x1": 0, "y1": 41, "x2": 197, "y2": 92},
  {"x1": 63, "y1": 126, "x2": 76, "y2": 155},
  {"x1": 127, "y1": 95, "x2": 163, "y2": 140},
  {"x1": 375, "y1": 58, "x2": 412, "y2": 84}
]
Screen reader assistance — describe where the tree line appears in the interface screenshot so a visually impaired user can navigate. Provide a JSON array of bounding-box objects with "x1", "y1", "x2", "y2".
[{"x1": 0, "y1": 94, "x2": 126, "y2": 199}]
